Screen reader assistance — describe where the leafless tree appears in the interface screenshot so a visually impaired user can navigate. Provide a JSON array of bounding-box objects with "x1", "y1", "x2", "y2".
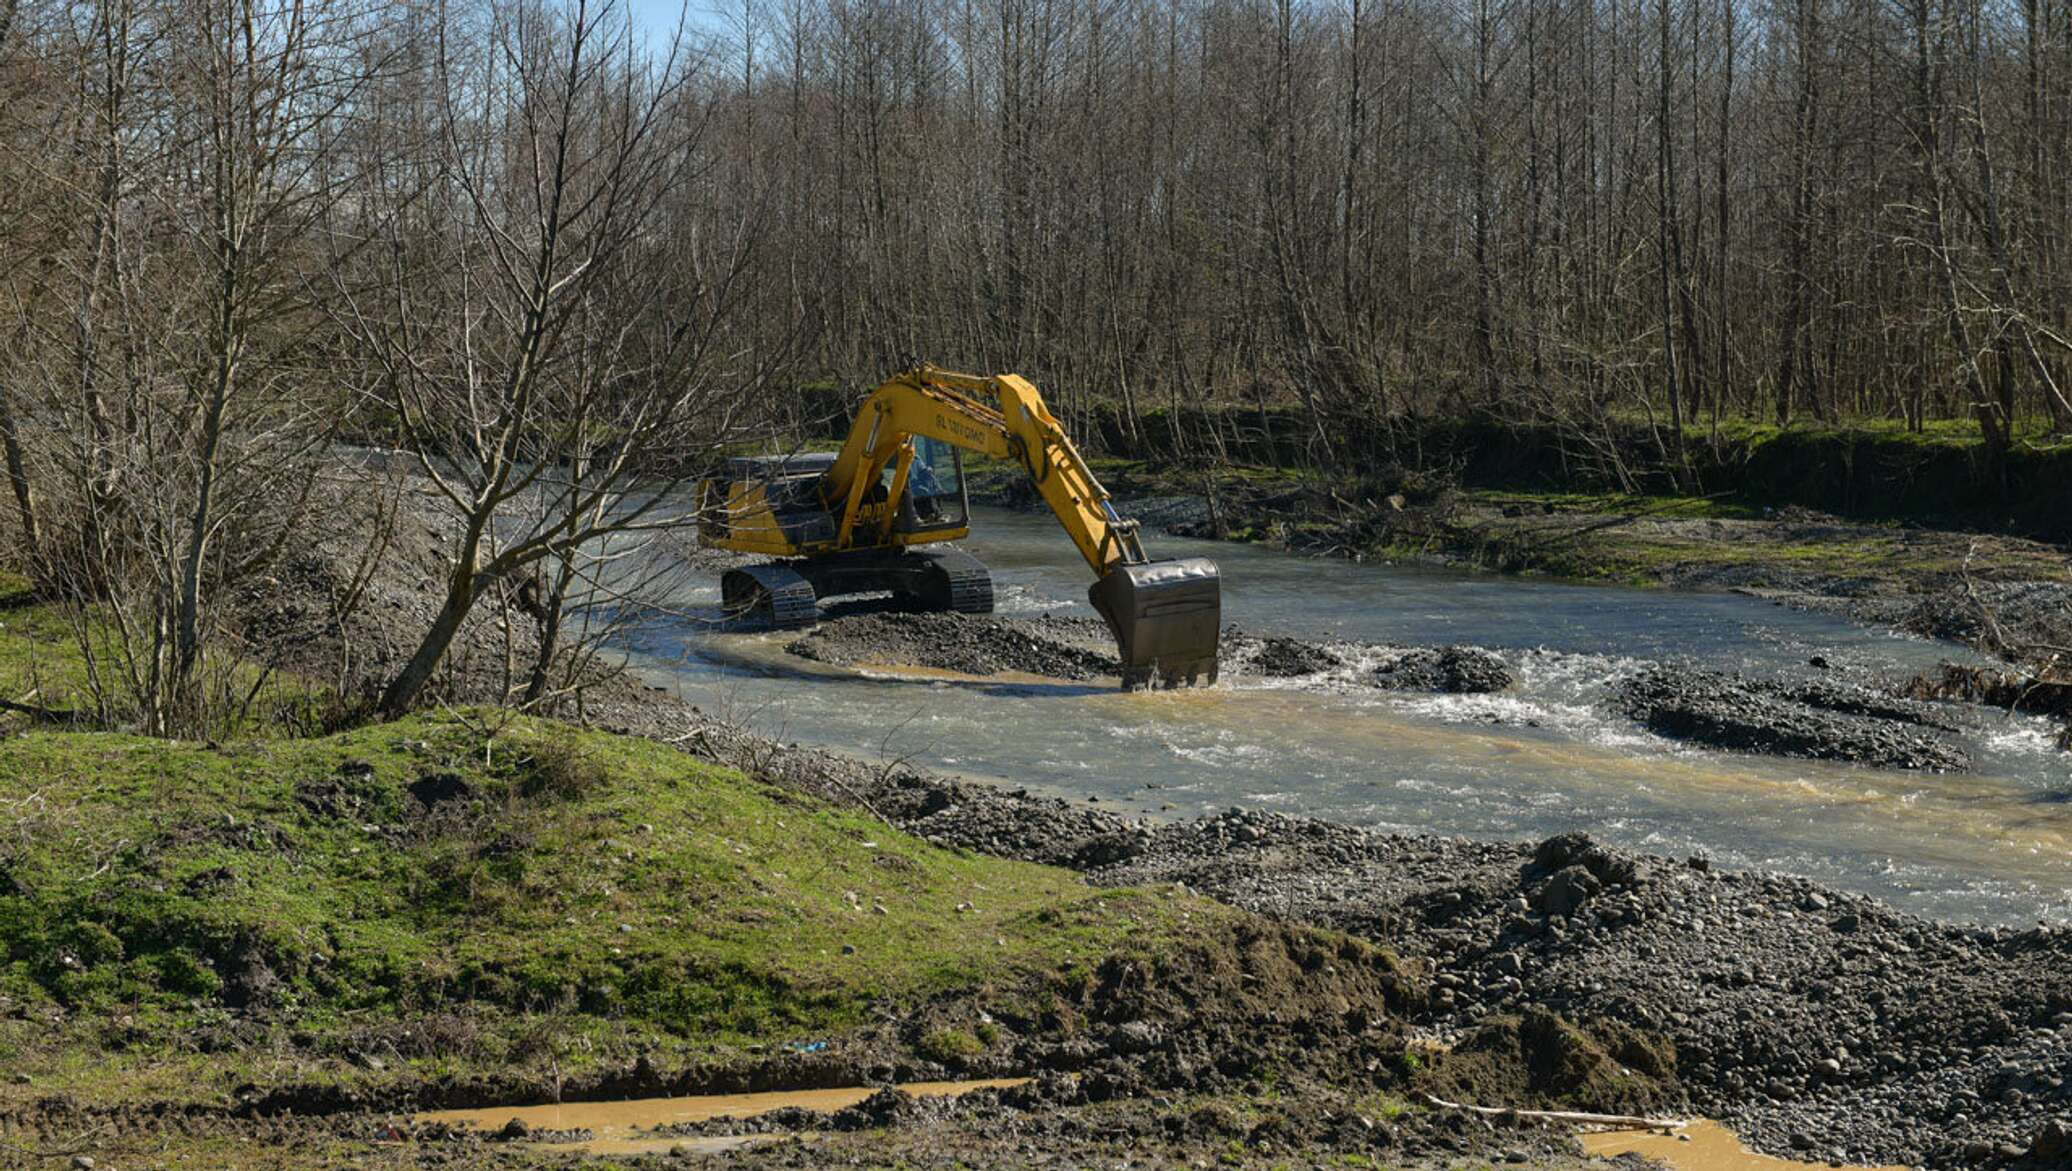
[{"x1": 327, "y1": 0, "x2": 785, "y2": 717}]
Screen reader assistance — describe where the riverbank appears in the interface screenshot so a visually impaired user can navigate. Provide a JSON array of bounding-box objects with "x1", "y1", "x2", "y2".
[
  {"x1": 581, "y1": 692, "x2": 2072, "y2": 1169},
  {"x1": 5, "y1": 692, "x2": 2067, "y2": 1170},
  {"x1": 0, "y1": 707, "x2": 1645, "y2": 1171},
  {"x1": 971, "y1": 459, "x2": 2072, "y2": 622}
]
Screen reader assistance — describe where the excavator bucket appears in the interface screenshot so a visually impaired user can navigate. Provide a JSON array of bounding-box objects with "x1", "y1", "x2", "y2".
[{"x1": 1089, "y1": 558, "x2": 1222, "y2": 688}]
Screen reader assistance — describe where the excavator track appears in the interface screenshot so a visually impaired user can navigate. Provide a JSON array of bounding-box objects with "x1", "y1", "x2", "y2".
[
  {"x1": 722, "y1": 564, "x2": 819, "y2": 630},
  {"x1": 912, "y1": 548, "x2": 994, "y2": 615}
]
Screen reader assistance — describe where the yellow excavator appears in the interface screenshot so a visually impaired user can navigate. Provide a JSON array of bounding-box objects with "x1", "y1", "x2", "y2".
[{"x1": 696, "y1": 365, "x2": 1221, "y2": 687}]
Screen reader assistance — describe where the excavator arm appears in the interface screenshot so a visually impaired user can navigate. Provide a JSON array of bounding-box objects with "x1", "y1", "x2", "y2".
[{"x1": 820, "y1": 366, "x2": 1221, "y2": 687}]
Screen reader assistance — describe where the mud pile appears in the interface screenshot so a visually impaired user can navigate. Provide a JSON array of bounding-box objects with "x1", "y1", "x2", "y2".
[
  {"x1": 1092, "y1": 813, "x2": 2072, "y2": 1168},
  {"x1": 784, "y1": 612, "x2": 1120, "y2": 679},
  {"x1": 1616, "y1": 666, "x2": 1969, "y2": 771}
]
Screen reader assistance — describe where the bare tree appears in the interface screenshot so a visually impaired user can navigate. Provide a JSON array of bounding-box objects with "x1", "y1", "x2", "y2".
[{"x1": 330, "y1": 0, "x2": 783, "y2": 717}]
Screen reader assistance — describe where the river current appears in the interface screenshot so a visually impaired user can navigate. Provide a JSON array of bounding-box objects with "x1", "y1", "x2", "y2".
[{"x1": 618, "y1": 506, "x2": 2071, "y2": 927}]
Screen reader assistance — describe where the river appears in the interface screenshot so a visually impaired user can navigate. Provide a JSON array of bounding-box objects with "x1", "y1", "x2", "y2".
[{"x1": 617, "y1": 506, "x2": 2071, "y2": 927}]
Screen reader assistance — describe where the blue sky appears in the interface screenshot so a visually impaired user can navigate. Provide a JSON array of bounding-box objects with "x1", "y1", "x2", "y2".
[{"x1": 626, "y1": 0, "x2": 730, "y2": 44}]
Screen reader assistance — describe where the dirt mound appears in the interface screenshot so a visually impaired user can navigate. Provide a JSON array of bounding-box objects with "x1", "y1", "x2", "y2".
[
  {"x1": 1616, "y1": 665, "x2": 1968, "y2": 771},
  {"x1": 784, "y1": 612, "x2": 1120, "y2": 679},
  {"x1": 1371, "y1": 646, "x2": 1514, "y2": 693},
  {"x1": 1219, "y1": 631, "x2": 1346, "y2": 677},
  {"x1": 1419, "y1": 1008, "x2": 1678, "y2": 1117},
  {"x1": 1092, "y1": 815, "x2": 2072, "y2": 1167}
]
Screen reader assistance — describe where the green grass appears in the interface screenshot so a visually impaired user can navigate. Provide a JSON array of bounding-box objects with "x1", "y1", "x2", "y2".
[
  {"x1": 0, "y1": 593, "x2": 337, "y2": 737},
  {"x1": 0, "y1": 711, "x2": 1220, "y2": 1106},
  {"x1": 1688, "y1": 412, "x2": 2072, "y2": 452},
  {"x1": 1464, "y1": 488, "x2": 1765, "y2": 521},
  {"x1": 0, "y1": 590, "x2": 101, "y2": 705}
]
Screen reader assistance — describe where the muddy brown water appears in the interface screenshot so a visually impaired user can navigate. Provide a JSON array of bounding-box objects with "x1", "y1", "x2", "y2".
[
  {"x1": 1581, "y1": 1120, "x2": 1911, "y2": 1171},
  {"x1": 415, "y1": 1079, "x2": 1029, "y2": 1155},
  {"x1": 622, "y1": 506, "x2": 2071, "y2": 925}
]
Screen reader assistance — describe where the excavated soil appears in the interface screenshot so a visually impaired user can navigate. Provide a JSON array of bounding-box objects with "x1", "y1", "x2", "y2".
[
  {"x1": 1091, "y1": 817, "x2": 2072, "y2": 1169},
  {"x1": 1615, "y1": 666, "x2": 1968, "y2": 771},
  {"x1": 784, "y1": 612, "x2": 1120, "y2": 680}
]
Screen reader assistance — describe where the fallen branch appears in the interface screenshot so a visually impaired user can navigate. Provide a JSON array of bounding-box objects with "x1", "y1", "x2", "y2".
[
  {"x1": 1420, "y1": 1093, "x2": 1689, "y2": 1131},
  {"x1": 0, "y1": 696, "x2": 83, "y2": 724}
]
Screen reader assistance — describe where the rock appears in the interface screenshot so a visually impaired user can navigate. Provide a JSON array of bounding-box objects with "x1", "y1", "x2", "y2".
[
  {"x1": 2028, "y1": 1120, "x2": 2072, "y2": 1160},
  {"x1": 70, "y1": 1158, "x2": 95, "y2": 1171},
  {"x1": 1530, "y1": 832, "x2": 1640, "y2": 887},
  {"x1": 497, "y1": 1118, "x2": 529, "y2": 1140},
  {"x1": 1535, "y1": 864, "x2": 1603, "y2": 917}
]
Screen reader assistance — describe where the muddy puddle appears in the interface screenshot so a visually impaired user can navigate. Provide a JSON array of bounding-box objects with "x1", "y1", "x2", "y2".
[
  {"x1": 1582, "y1": 1120, "x2": 1911, "y2": 1171},
  {"x1": 415, "y1": 1079, "x2": 1028, "y2": 1155},
  {"x1": 623, "y1": 505, "x2": 2072, "y2": 925}
]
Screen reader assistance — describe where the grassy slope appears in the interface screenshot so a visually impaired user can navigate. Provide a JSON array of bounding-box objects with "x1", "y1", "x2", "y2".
[{"x1": 0, "y1": 711, "x2": 1217, "y2": 1109}]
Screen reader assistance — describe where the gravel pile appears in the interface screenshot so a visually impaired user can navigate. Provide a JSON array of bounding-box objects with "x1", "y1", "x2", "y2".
[
  {"x1": 1090, "y1": 811, "x2": 2072, "y2": 1168},
  {"x1": 783, "y1": 612, "x2": 1120, "y2": 680},
  {"x1": 1616, "y1": 665, "x2": 1969, "y2": 771},
  {"x1": 1370, "y1": 645, "x2": 1515, "y2": 693}
]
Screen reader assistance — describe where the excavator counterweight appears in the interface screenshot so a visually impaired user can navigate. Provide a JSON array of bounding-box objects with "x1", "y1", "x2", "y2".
[{"x1": 697, "y1": 365, "x2": 1221, "y2": 688}]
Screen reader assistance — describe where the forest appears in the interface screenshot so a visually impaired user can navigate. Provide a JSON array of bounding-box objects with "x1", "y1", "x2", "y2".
[{"x1": 0, "y1": 0, "x2": 2068, "y2": 732}]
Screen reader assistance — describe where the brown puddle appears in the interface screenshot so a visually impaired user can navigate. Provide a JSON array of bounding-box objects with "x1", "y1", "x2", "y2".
[
  {"x1": 415, "y1": 1079, "x2": 1028, "y2": 1155},
  {"x1": 1581, "y1": 1120, "x2": 1912, "y2": 1171}
]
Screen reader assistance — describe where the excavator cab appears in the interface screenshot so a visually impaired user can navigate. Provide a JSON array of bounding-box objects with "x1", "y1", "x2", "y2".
[{"x1": 891, "y1": 436, "x2": 968, "y2": 534}]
